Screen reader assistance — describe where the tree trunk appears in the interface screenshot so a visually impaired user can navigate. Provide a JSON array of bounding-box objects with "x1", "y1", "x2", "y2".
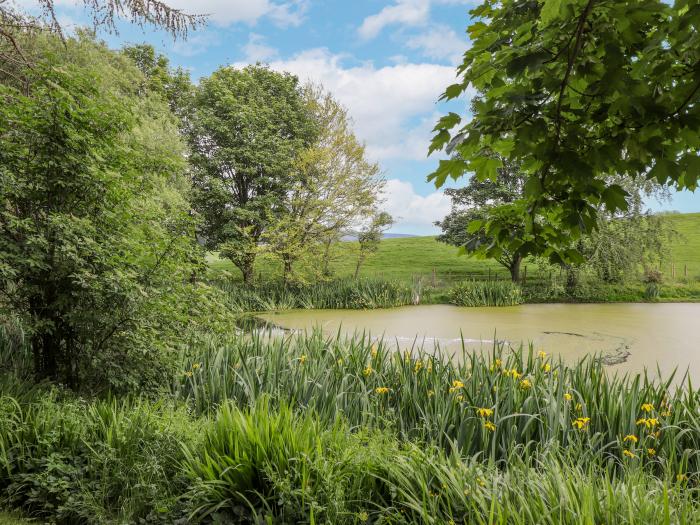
[
  {"x1": 282, "y1": 255, "x2": 294, "y2": 284},
  {"x1": 509, "y1": 254, "x2": 522, "y2": 283},
  {"x1": 321, "y1": 238, "x2": 333, "y2": 276},
  {"x1": 236, "y1": 253, "x2": 256, "y2": 284},
  {"x1": 354, "y1": 255, "x2": 364, "y2": 279}
]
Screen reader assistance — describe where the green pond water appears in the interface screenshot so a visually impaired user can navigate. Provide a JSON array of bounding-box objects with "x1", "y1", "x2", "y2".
[{"x1": 262, "y1": 303, "x2": 700, "y2": 382}]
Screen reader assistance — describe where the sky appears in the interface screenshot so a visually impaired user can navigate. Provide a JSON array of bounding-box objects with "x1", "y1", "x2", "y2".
[{"x1": 19, "y1": 0, "x2": 700, "y2": 234}]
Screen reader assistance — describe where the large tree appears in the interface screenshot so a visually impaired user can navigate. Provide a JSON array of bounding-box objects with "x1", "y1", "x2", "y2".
[
  {"x1": 263, "y1": 85, "x2": 383, "y2": 282},
  {"x1": 188, "y1": 65, "x2": 317, "y2": 283},
  {"x1": 436, "y1": 159, "x2": 526, "y2": 281},
  {"x1": 0, "y1": 35, "x2": 223, "y2": 390},
  {"x1": 429, "y1": 0, "x2": 700, "y2": 266}
]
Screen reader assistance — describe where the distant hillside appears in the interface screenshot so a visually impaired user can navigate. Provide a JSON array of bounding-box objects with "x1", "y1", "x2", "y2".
[{"x1": 208, "y1": 213, "x2": 700, "y2": 284}]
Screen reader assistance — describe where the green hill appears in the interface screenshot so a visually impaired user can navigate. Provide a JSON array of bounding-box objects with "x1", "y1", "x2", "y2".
[{"x1": 208, "y1": 212, "x2": 700, "y2": 286}]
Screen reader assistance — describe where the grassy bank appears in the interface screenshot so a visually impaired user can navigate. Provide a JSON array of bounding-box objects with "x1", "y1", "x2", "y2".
[
  {"x1": 209, "y1": 212, "x2": 700, "y2": 305},
  {"x1": 2, "y1": 330, "x2": 700, "y2": 523}
]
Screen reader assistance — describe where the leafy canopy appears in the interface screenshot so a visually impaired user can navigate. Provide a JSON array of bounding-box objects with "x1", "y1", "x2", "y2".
[{"x1": 429, "y1": 0, "x2": 700, "y2": 264}]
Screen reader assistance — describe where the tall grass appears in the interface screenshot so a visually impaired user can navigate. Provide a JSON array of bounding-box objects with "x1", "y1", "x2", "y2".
[
  {"x1": 174, "y1": 330, "x2": 700, "y2": 476},
  {"x1": 2, "y1": 327, "x2": 700, "y2": 523},
  {"x1": 215, "y1": 278, "x2": 415, "y2": 312},
  {"x1": 448, "y1": 280, "x2": 523, "y2": 306}
]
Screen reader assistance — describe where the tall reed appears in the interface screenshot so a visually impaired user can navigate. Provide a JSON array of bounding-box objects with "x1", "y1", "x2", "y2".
[{"x1": 448, "y1": 280, "x2": 523, "y2": 306}]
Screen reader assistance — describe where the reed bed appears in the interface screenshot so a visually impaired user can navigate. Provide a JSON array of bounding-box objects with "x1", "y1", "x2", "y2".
[
  {"x1": 1, "y1": 329, "x2": 700, "y2": 523},
  {"x1": 448, "y1": 280, "x2": 523, "y2": 307},
  {"x1": 215, "y1": 278, "x2": 415, "y2": 312}
]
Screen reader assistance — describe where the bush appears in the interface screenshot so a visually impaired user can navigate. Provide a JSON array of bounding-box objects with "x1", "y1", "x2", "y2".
[{"x1": 448, "y1": 279, "x2": 523, "y2": 306}]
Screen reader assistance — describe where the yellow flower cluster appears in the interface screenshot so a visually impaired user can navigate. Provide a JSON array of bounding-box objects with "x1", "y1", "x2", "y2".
[
  {"x1": 476, "y1": 407, "x2": 493, "y2": 418},
  {"x1": 623, "y1": 434, "x2": 638, "y2": 443},
  {"x1": 299, "y1": 354, "x2": 307, "y2": 365},
  {"x1": 363, "y1": 365, "x2": 373, "y2": 377},
  {"x1": 641, "y1": 403, "x2": 654, "y2": 413},
  {"x1": 519, "y1": 379, "x2": 532, "y2": 390},
  {"x1": 636, "y1": 417, "x2": 659, "y2": 429},
  {"x1": 375, "y1": 387, "x2": 390, "y2": 395},
  {"x1": 564, "y1": 392, "x2": 573, "y2": 401},
  {"x1": 449, "y1": 380, "x2": 464, "y2": 393},
  {"x1": 502, "y1": 368, "x2": 522, "y2": 379},
  {"x1": 623, "y1": 449, "x2": 636, "y2": 458},
  {"x1": 370, "y1": 344, "x2": 378, "y2": 358},
  {"x1": 537, "y1": 350, "x2": 547, "y2": 359},
  {"x1": 484, "y1": 421, "x2": 496, "y2": 432},
  {"x1": 572, "y1": 417, "x2": 590, "y2": 430}
]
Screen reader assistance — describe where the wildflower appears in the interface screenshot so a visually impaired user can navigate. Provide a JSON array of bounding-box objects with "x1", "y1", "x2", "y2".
[
  {"x1": 564, "y1": 393, "x2": 573, "y2": 401},
  {"x1": 375, "y1": 387, "x2": 390, "y2": 395},
  {"x1": 623, "y1": 449, "x2": 636, "y2": 459},
  {"x1": 363, "y1": 365, "x2": 373, "y2": 376},
  {"x1": 572, "y1": 417, "x2": 590, "y2": 430},
  {"x1": 184, "y1": 371, "x2": 193, "y2": 378},
  {"x1": 477, "y1": 477, "x2": 487, "y2": 486},
  {"x1": 449, "y1": 380, "x2": 464, "y2": 393},
  {"x1": 647, "y1": 448, "x2": 656, "y2": 456},
  {"x1": 484, "y1": 421, "x2": 496, "y2": 432},
  {"x1": 641, "y1": 403, "x2": 654, "y2": 413},
  {"x1": 427, "y1": 389, "x2": 435, "y2": 397},
  {"x1": 543, "y1": 363, "x2": 551, "y2": 373},
  {"x1": 371, "y1": 344, "x2": 378, "y2": 358},
  {"x1": 192, "y1": 362, "x2": 201, "y2": 370},
  {"x1": 637, "y1": 417, "x2": 659, "y2": 429},
  {"x1": 575, "y1": 403, "x2": 583, "y2": 413},
  {"x1": 476, "y1": 407, "x2": 493, "y2": 418},
  {"x1": 358, "y1": 511, "x2": 369, "y2": 522},
  {"x1": 403, "y1": 350, "x2": 411, "y2": 362},
  {"x1": 414, "y1": 360, "x2": 423, "y2": 373},
  {"x1": 661, "y1": 409, "x2": 671, "y2": 417},
  {"x1": 503, "y1": 368, "x2": 522, "y2": 379},
  {"x1": 538, "y1": 350, "x2": 547, "y2": 359},
  {"x1": 520, "y1": 379, "x2": 532, "y2": 390},
  {"x1": 677, "y1": 474, "x2": 688, "y2": 483},
  {"x1": 495, "y1": 358, "x2": 503, "y2": 368},
  {"x1": 623, "y1": 434, "x2": 638, "y2": 443},
  {"x1": 456, "y1": 394, "x2": 464, "y2": 402},
  {"x1": 299, "y1": 354, "x2": 307, "y2": 365}
]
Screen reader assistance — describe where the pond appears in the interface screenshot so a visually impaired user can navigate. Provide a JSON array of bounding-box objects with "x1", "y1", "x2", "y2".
[{"x1": 262, "y1": 303, "x2": 700, "y2": 382}]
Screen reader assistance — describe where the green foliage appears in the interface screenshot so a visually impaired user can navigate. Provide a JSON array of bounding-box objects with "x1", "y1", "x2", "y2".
[
  {"x1": 2, "y1": 328, "x2": 700, "y2": 523},
  {"x1": 430, "y1": 0, "x2": 700, "y2": 264},
  {"x1": 448, "y1": 280, "x2": 523, "y2": 307},
  {"x1": 354, "y1": 211, "x2": 394, "y2": 278},
  {"x1": 188, "y1": 65, "x2": 317, "y2": 283},
  {"x1": 217, "y1": 278, "x2": 414, "y2": 312},
  {"x1": 0, "y1": 34, "x2": 230, "y2": 391}
]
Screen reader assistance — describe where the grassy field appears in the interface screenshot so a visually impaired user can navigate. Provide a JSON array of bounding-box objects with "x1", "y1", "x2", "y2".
[{"x1": 208, "y1": 212, "x2": 700, "y2": 287}]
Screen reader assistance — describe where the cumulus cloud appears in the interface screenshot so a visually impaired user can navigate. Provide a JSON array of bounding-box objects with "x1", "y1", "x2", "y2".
[
  {"x1": 358, "y1": 0, "x2": 476, "y2": 40},
  {"x1": 358, "y1": 0, "x2": 430, "y2": 40},
  {"x1": 242, "y1": 33, "x2": 278, "y2": 62},
  {"x1": 165, "y1": 0, "x2": 309, "y2": 27},
  {"x1": 239, "y1": 48, "x2": 458, "y2": 161},
  {"x1": 406, "y1": 24, "x2": 468, "y2": 65},
  {"x1": 15, "y1": 0, "x2": 309, "y2": 28},
  {"x1": 382, "y1": 179, "x2": 451, "y2": 232}
]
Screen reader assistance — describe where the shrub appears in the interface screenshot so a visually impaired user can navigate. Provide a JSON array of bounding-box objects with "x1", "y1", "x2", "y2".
[{"x1": 448, "y1": 279, "x2": 523, "y2": 306}]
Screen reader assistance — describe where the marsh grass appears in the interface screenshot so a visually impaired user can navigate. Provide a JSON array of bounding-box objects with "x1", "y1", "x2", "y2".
[
  {"x1": 2, "y1": 328, "x2": 700, "y2": 523},
  {"x1": 216, "y1": 278, "x2": 415, "y2": 312},
  {"x1": 448, "y1": 280, "x2": 523, "y2": 307}
]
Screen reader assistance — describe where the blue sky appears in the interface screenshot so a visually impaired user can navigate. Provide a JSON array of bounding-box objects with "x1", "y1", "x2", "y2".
[{"x1": 28, "y1": 0, "x2": 700, "y2": 234}]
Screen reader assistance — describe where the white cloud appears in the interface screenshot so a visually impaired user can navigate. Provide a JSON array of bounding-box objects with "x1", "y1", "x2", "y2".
[
  {"x1": 358, "y1": 0, "x2": 430, "y2": 40},
  {"x1": 16, "y1": 0, "x2": 309, "y2": 28},
  {"x1": 383, "y1": 178, "x2": 451, "y2": 231},
  {"x1": 171, "y1": 32, "x2": 221, "y2": 57},
  {"x1": 406, "y1": 24, "x2": 468, "y2": 65},
  {"x1": 164, "y1": 0, "x2": 309, "y2": 27},
  {"x1": 242, "y1": 33, "x2": 278, "y2": 62},
  {"x1": 358, "y1": 0, "x2": 475, "y2": 40},
  {"x1": 239, "y1": 48, "x2": 458, "y2": 162}
]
